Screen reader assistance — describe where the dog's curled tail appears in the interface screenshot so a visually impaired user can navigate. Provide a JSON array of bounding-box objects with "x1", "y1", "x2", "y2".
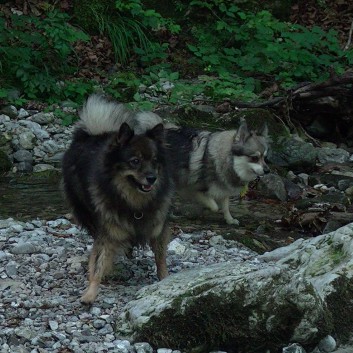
[
  {"x1": 78, "y1": 94, "x2": 163, "y2": 135},
  {"x1": 78, "y1": 94, "x2": 131, "y2": 135}
]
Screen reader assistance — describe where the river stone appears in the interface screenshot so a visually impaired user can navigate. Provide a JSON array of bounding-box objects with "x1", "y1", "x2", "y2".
[
  {"x1": 0, "y1": 132, "x2": 12, "y2": 146},
  {"x1": 317, "y1": 147, "x2": 350, "y2": 164},
  {"x1": 33, "y1": 164, "x2": 55, "y2": 173},
  {"x1": 116, "y1": 223, "x2": 353, "y2": 352},
  {"x1": 268, "y1": 137, "x2": 317, "y2": 170},
  {"x1": 257, "y1": 173, "x2": 287, "y2": 201},
  {"x1": 317, "y1": 335, "x2": 336, "y2": 352},
  {"x1": 0, "y1": 105, "x2": 17, "y2": 118},
  {"x1": 11, "y1": 243, "x2": 39, "y2": 255},
  {"x1": 19, "y1": 130, "x2": 36, "y2": 149},
  {"x1": 31, "y1": 112, "x2": 55, "y2": 125},
  {"x1": 18, "y1": 108, "x2": 29, "y2": 119},
  {"x1": 282, "y1": 343, "x2": 307, "y2": 352},
  {"x1": 16, "y1": 161, "x2": 33, "y2": 173},
  {"x1": 13, "y1": 149, "x2": 33, "y2": 163}
]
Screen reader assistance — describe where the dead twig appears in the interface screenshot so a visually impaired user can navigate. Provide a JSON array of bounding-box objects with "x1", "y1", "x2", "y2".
[{"x1": 344, "y1": 18, "x2": 353, "y2": 51}]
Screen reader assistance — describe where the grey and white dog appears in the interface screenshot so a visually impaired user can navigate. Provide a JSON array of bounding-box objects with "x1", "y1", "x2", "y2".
[{"x1": 166, "y1": 121, "x2": 270, "y2": 224}]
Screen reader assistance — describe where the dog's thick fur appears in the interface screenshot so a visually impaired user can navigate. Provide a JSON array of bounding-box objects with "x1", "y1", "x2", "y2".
[
  {"x1": 166, "y1": 121, "x2": 270, "y2": 225},
  {"x1": 62, "y1": 95, "x2": 172, "y2": 304}
]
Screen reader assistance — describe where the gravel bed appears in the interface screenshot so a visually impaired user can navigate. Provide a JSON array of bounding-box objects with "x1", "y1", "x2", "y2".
[{"x1": 0, "y1": 217, "x2": 258, "y2": 353}]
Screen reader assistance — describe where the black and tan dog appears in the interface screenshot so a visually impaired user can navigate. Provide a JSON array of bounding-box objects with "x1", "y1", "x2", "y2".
[{"x1": 62, "y1": 95, "x2": 173, "y2": 304}]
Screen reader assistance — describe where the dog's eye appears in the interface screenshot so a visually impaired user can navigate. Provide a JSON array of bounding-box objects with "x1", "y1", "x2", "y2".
[
  {"x1": 250, "y1": 156, "x2": 259, "y2": 163},
  {"x1": 129, "y1": 158, "x2": 140, "y2": 167}
]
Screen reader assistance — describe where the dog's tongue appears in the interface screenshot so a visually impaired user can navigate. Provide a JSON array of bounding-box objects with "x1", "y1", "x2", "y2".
[{"x1": 142, "y1": 184, "x2": 153, "y2": 191}]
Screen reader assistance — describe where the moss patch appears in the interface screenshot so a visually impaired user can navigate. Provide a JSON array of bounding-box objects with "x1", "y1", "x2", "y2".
[
  {"x1": 326, "y1": 276, "x2": 353, "y2": 342},
  {"x1": 134, "y1": 281, "x2": 329, "y2": 352},
  {"x1": 0, "y1": 150, "x2": 11, "y2": 173}
]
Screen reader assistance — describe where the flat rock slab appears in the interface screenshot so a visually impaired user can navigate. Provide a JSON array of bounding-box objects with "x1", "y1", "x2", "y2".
[{"x1": 116, "y1": 223, "x2": 353, "y2": 352}]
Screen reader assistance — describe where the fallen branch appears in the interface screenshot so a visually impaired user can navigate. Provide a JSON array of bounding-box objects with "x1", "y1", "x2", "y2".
[
  {"x1": 229, "y1": 71, "x2": 353, "y2": 109},
  {"x1": 344, "y1": 18, "x2": 353, "y2": 51}
]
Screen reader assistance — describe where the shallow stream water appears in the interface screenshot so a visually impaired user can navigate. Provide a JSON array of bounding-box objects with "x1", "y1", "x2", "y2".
[
  {"x1": 0, "y1": 174, "x2": 296, "y2": 253},
  {"x1": 0, "y1": 175, "x2": 68, "y2": 221}
]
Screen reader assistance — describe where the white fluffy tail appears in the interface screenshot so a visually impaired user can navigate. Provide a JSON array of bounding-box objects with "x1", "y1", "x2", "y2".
[{"x1": 78, "y1": 94, "x2": 163, "y2": 135}]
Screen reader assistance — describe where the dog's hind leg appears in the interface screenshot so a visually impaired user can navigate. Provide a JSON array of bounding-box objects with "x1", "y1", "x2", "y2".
[
  {"x1": 196, "y1": 192, "x2": 219, "y2": 212},
  {"x1": 150, "y1": 225, "x2": 170, "y2": 280},
  {"x1": 81, "y1": 240, "x2": 114, "y2": 304},
  {"x1": 221, "y1": 197, "x2": 239, "y2": 225}
]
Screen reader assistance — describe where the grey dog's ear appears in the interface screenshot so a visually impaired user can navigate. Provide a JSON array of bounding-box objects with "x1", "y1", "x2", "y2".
[
  {"x1": 258, "y1": 123, "x2": 269, "y2": 138},
  {"x1": 235, "y1": 121, "x2": 250, "y2": 143}
]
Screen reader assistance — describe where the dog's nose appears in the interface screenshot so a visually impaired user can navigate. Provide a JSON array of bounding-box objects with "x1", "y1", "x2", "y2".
[{"x1": 146, "y1": 175, "x2": 157, "y2": 185}]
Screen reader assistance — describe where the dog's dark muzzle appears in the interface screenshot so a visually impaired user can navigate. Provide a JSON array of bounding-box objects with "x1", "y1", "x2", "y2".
[{"x1": 140, "y1": 174, "x2": 157, "y2": 192}]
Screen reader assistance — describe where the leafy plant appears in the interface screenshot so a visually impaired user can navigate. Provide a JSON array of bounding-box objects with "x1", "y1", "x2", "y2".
[
  {"x1": 90, "y1": 7, "x2": 150, "y2": 65},
  {"x1": 186, "y1": 1, "x2": 352, "y2": 92},
  {"x1": 0, "y1": 10, "x2": 89, "y2": 100}
]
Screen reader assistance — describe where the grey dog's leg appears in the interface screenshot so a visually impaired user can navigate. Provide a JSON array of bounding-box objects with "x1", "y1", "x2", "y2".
[
  {"x1": 221, "y1": 197, "x2": 239, "y2": 225},
  {"x1": 81, "y1": 239, "x2": 114, "y2": 304},
  {"x1": 196, "y1": 192, "x2": 219, "y2": 212}
]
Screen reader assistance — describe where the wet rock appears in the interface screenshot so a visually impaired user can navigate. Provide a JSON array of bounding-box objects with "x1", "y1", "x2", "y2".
[
  {"x1": 0, "y1": 105, "x2": 17, "y2": 119},
  {"x1": 117, "y1": 223, "x2": 353, "y2": 352},
  {"x1": 134, "y1": 342, "x2": 154, "y2": 353},
  {"x1": 317, "y1": 147, "x2": 350, "y2": 164},
  {"x1": 13, "y1": 149, "x2": 33, "y2": 163},
  {"x1": 257, "y1": 173, "x2": 287, "y2": 201},
  {"x1": 18, "y1": 130, "x2": 36, "y2": 150},
  {"x1": 323, "y1": 221, "x2": 342, "y2": 234},
  {"x1": 345, "y1": 186, "x2": 353, "y2": 197},
  {"x1": 168, "y1": 239, "x2": 187, "y2": 255},
  {"x1": 10, "y1": 242, "x2": 39, "y2": 254},
  {"x1": 284, "y1": 179, "x2": 303, "y2": 199},
  {"x1": 268, "y1": 136, "x2": 317, "y2": 171},
  {"x1": 283, "y1": 343, "x2": 307, "y2": 352},
  {"x1": 16, "y1": 161, "x2": 33, "y2": 172},
  {"x1": 5, "y1": 261, "x2": 18, "y2": 277},
  {"x1": 316, "y1": 335, "x2": 336, "y2": 352},
  {"x1": 18, "y1": 108, "x2": 29, "y2": 119},
  {"x1": 33, "y1": 164, "x2": 55, "y2": 173},
  {"x1": 31, "y1": 112, "x2": 55, "y2": 125}
]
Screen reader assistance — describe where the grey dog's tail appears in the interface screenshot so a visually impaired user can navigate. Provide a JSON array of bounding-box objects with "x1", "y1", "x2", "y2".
[{"x1": 78, "y1": 94, "x2": 163, "y2": 135}]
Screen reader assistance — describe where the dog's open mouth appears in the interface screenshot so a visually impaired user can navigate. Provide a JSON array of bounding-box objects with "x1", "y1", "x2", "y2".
[
  {"x1": 128, "y1": 176, "x2": 154, "y2": 193},
  {"x1": 140, "y1": 184, "x2": 153, "y2": 192}
]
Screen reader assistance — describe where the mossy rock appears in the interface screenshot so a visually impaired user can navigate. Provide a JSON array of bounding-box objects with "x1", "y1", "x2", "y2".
[
  {"x1": 117, "y1": 261, "x2": 332, "y2": 352},
  {"x1": 170, "y1": 104, "x2": 220, "y2": 130},
  {"x1": 0, "y1": 150, "x2": 11, "y2": 173},
  {"x1": 164, "y1": 105, "x2": 289, "y2": 140}
]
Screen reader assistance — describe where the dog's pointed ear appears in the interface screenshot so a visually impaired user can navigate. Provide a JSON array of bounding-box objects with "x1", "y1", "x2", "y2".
[
  {"x1": 235, "y1": 121, "x2": 250, "y2": 143},
  {"x1": 116, "y1": 122, "x2": 134, "y2": 146},
  {"x1": 147, "y1": 123, "x2": 165, "y2": 143},
  {"x1": 258, "y1": 123, "x2": 269, "y2": 138}
]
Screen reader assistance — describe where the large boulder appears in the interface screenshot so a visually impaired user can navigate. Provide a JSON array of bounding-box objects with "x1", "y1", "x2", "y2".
[
  {"x1": 268, "y1": 136, "x2": 318, "y2": 171},
  {"x1": 115, "y1": 223, "x2": 353, "y2": 352}
]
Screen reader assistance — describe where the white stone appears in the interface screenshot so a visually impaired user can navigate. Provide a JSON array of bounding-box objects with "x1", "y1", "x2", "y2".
[{"x1": 168, "y1": 239, "x2": 186, "y2": 255}]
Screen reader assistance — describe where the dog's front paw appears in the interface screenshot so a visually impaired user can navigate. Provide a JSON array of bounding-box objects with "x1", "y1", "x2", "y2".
[
  {"x1": 225, "y1": 217, "x2": 239, "y2": 225},
  {"x1": 80, "y1": 286, "x2": 98, "y2": 304}
]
